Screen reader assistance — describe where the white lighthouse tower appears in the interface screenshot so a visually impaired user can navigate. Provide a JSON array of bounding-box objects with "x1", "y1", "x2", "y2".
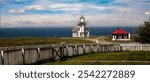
[{"x1": 72, "y1": 16, "x2": 89, "y2": 37}]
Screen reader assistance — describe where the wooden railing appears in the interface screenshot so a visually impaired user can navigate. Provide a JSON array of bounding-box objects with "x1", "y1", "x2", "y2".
[
  {"x1": 120, "y1": 43, "x2": 150, "y2": 51},
  {"x1": 0, "y1": 44, "x2": 122, "y2": 65}
]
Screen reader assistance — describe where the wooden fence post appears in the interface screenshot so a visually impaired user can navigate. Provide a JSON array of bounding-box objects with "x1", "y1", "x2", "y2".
[
  {"x1": 60, "y1": 45, "x2": 65, "y2": 61},
  {"x1": 83, "y1": 45, "x2": 86, "y2": 54},
  {"x1": 21, "y1": 48, "x2": 25, "y2": 65},
  {"x1": 141, "y1": 44, "x2": 143, "y2": 51},
  {"x1": 97, "y1": 44, "x2": 100, "y2": 53},
  {"x1": 75, "y1": 45, "x2": 78, "y2": 56},
  {"x1": 65, "y1": 45, "x2": 69, "y2": 56},
  {"x1": 1, "y1": 51, "x2": 4, "y2": 65},
  {"x1": 90, "y1": 44, "x2": 94, "y2": 53},
  {"x1": 37, "y1": 48, "x2": 41, "y2": 62},
  {"x1": 51, "y1": 48, "x2": 55, "y2": 61}
]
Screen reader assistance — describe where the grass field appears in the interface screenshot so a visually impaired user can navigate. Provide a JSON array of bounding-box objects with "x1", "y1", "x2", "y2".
[
  {"x1": 0, "y1": 38, "x2": 93, "y2": 47},
  {"x1": 0, "y1": 36, "x2": 137, "y2": 47},
  {"x1": 45, "y1": 51, "x2": 150, "y2": 65}
]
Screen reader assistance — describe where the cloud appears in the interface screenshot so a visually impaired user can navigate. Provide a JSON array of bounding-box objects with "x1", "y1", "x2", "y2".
[
  {"x1": 25, "y1": 5, "x2": 48, "y2": 11},
  {"x1": 145, "y1": 11, "x2": 150, "y2": 15},
  {"x1": 25, "y1": 4, "x2": 82, "y2": 11},
  {"x1": 2, "y1": 0, "x2": 150, "y2": 27},
  {"x1": 7, "y1": 3, "x2": 82, "y2": 13},
  {"x1": 1, "y1": 14, "x2": 78, "y2": 27},
  {"x1": 7, "y1": 2, "x2": 114, "y2": 14},
  {"x1": 1, "y1": 14, "x2": 145, "y2": 27},
  {"x1": 8, "y1": 9, "x2": 25, "y2": 13},
  {"x1": 48, "y1": 3, "x2": 82, "y2": 11}
]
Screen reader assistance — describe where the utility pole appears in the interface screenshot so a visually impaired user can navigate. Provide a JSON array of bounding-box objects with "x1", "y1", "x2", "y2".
[{"x1": 133, "y1": 25, "x2": 135, "y2": 36}]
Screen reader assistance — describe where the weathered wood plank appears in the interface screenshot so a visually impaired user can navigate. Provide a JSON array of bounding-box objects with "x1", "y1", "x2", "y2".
[{"x1": 2, "y1": 43, "x2": 147, "y2": 65}]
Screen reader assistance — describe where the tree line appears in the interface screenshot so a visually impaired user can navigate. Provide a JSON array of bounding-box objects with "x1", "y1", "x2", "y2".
[{"x1": 135, "y1": 20, "x2": 150, "y2": 43}]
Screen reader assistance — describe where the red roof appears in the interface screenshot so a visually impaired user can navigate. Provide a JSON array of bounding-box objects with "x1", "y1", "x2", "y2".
[{"x1": 112, "y1": 28, "x2": 129, "y2": 34}]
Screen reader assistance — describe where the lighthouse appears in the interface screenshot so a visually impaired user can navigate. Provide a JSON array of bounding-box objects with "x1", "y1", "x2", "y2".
[{"x1": 72, "y1": 16, "x2": 89, "y2": 37}]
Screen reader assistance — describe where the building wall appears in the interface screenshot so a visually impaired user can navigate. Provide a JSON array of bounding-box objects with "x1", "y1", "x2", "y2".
[
  {"x1": 72, "y1": 32, "x2": 77, "y2": 37},
  {"x1": 72, "y1": 27, "x2": 89, "y2": 37},
  {"x1": 112, "y1": 34, "x2": 130, "y2": 41}
]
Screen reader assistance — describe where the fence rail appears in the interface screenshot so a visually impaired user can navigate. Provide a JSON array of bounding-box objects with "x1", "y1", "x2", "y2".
[
  {"x1": 0, "y1": 43, "x2": 150, "y2": 65},
  {"x1": 0, "y1": 44, "x2": 121, "y2": 65},
  {"x1": 120, "y1": 43, "x2": 150, "y2": 51}
]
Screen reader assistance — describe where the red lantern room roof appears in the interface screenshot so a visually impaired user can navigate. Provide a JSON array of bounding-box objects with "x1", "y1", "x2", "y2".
[{"x1": 112, "y1": 28, "x2": 129, "y2": 35}]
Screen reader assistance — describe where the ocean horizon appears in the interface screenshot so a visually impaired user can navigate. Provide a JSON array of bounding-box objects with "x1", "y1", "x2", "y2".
[{"x1": 0, "y1": 27, "x2": 138, "y2": 38}]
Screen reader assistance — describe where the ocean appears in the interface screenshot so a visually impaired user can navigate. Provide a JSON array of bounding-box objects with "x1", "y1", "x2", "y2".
[{"x1": 0, "y1": 27, "x2": 138, "y2": 38}]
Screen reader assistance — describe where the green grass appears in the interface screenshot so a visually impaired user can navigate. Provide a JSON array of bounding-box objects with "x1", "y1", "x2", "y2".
[
  {"x1": 0, "y1": 38, "x2": 93, "y2": 47},
  {"x1": 104, "y1": 36, "x2": 112, "y2": 41},
  {"x1": 45, "y1": 51, "x2": 150, "y2": 65}
]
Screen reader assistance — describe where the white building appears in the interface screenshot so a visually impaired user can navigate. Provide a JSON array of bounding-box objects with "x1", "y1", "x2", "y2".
[
  {"x1": 112, "y1": 28, "x2": 131, "y2": 41},
  {"x1": 72, "y1": 16, "x2": 89, "y2": 37}
]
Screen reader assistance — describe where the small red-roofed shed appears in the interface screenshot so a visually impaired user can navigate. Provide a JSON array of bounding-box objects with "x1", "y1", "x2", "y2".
[{"x1": 112, "y1": 28, "x2": 130, "y2": 41}]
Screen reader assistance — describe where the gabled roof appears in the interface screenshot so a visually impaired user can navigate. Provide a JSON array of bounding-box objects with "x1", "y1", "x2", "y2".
[
  {"x1": 84, "y1": 27, "x2": 89, "y2": 31},
  {"x1": 72, "y1": 26, "x2": 80, "y2": 32},
  {"x1": 72, "y1": 26, "x2": 89, "y2": 32},
  {"x1": 112, "y1": 28, "x2": 129, "y2": 34}
]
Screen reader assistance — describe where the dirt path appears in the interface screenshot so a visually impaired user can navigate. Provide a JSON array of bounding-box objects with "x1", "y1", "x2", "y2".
[{"x1": 84, "y1": 36, "x2": 112, "y2": 44}]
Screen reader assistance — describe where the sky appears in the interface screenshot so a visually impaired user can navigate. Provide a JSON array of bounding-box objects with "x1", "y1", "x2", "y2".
[{"x1": 0, "y1": 0, "x2": 150, "y2": 28}]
